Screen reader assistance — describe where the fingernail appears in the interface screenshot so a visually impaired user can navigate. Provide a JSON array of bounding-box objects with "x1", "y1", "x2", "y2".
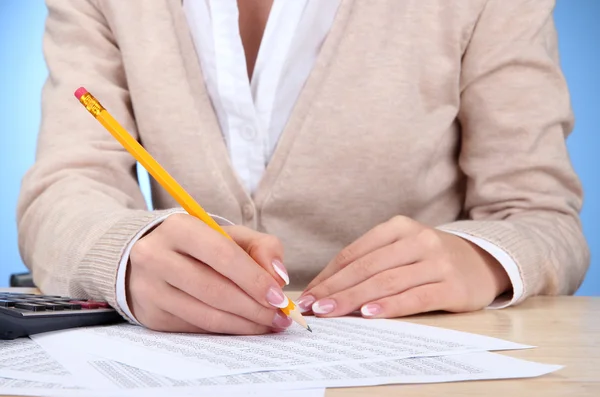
[
  {"x1": 266, "y1": 287, "x2": 289, "y2": 308},
  {"x1": 361, "y1": 303, "x2": 382, "y2": 317},
  {"x1": 272, "y1": 259, "x2": 289, "y2": 285},
  {"x1": 297, "y1": 295, "x2": 316, "y2": 312},
  {"x1": 312, "y1": 299, "x2": 336, "y2": 315},
  {"x1": 272, "y1": 312, "x2": 293, "y2": 328}
]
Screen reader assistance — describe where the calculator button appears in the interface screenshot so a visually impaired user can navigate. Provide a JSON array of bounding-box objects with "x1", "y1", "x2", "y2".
[
  {"x1": 0, "y1": 300, "x2": 16, "y2": 307},
  {"x1": 7, "y1": 294, "x2": 37, "y2": 297},
  {"x1": 15, "y1": 303, "x2": 47, "y2": 312},
  {"x1": 70, "y1": 301, "x2": 100, "y2": 309},
  {"x1": 87, "y1": 301, "x2": 110, "y2": 308},
  {"x1": 37, "y1": 303, "x2": 66, "y2": 311},
  {"x1": 51, "y1": 302, "x2": 82, "y2": 310},
  {"x1": 53, "y1": 297, "x2": 87, "y2": 302}
]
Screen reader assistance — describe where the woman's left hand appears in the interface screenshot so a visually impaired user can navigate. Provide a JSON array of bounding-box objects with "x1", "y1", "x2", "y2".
[{"x1": 298, "y1": 216, "x2": 511, "y2": 318}]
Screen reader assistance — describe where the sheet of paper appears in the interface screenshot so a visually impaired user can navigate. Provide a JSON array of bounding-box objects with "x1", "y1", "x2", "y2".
[
  {"x1": 95, "y1": 351, "x2": 561, "y2": 395},
  {"x1": 1, "y1": 338, "x2": 322, "y2": 397},
  {"x1": 32, "y1": 317, "x2": 532, "y2": 380},
  {"x1": 0, "y1": 375, "x2": 325, "y2": 397},
  {"x1": 0, "y1": 377, "x2": 82, "y2": 396},
  {"x1": 6, "y1": 347, "x2": 559, "y2": 397},
  {"x1": 0, "y1": 337, "x2": 75, "y2": 385}
]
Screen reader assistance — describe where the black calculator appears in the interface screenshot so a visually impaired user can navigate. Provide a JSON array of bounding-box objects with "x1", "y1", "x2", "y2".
[{"x1": 0, "y1": 292, "x2": 124, "y2": 340}]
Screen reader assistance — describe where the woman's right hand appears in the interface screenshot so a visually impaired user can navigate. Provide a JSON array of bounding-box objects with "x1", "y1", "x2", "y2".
[{"x1": 126, "y1": 213, "x2": 292, "y2": 334}]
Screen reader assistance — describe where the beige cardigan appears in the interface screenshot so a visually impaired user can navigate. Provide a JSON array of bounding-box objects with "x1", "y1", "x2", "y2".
[{"x1": 18, "y1": 0, "x2": 589, "y2": 319}]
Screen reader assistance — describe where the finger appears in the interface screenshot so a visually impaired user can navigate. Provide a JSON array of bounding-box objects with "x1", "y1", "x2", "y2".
[
  {"x1": 304, "y1": 216, "x2": 423, "y2": 291},
  {"x1": 225, "y1": 226, "x2": 288, "y2": 286},
  {"x1": 359, "y1": 283, "x2": 449, "y2": 319},
  {"x1": 128, "y1": 276, "x2": 209, "y2": 333},
  {"x1": 305, "y1": 237, "x2": 425, "y2": 302},
  {"x1": 139, "y1": 307, "x2": 210, "y2": 334},
  {"x1": 311, "y1": 263, "x2": 441, "y2": 317},
  {"x1": 158, "y1": 251, "x2": 288, "y2": 329},
  {"x1": 160, "y1": 283, "x2": 276, "y2": 335},
  {"x1": 160, "y1": 214, "x2": 288, "y2": 311}
]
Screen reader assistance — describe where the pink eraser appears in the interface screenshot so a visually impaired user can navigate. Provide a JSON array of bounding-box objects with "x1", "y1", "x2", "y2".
[{"x1": 74, "y1": 87, "x2": 88, "y2": 100}]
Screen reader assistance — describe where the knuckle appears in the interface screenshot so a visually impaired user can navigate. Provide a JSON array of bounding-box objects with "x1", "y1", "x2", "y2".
[
  {"x1": 160, "y1": 213, "x2": 185, "y2": 233},
  {"x1": 254, "y1": 270, "x2": 274, "y2": 291},
  {"x1": 375, "y1": 271, "x2": 398, "y2": 295},
  {"x1": 371, "y1": 222, "x2": 390, "y2": 240},
  {"x1": 130, "y1": 238, "x2": 156, "y2": 268},
  {"x1": 334, "y1": 246, "x2": 355, "y2": 268},
  {"x1": 353, "y1": 257, "x2": 375, "y2": 279},
  {"x1": 249, "y1": 234, "x2": 283, "y2": 257},
  {"x1": 413, "y1": 288, "x2": 433, "y2": 309},
  {"x1": 260, "y1": 234, "x2": 283, "y2": 250},
  {"x1": 161, "y1": 213, "x2": 200, "y2": 244},
  {"x1": 389, "y1": 215, "x2": 410, "y2": 228},
  {"x1": 416, "y1": 228, "x2": 442, "y2": 251}
]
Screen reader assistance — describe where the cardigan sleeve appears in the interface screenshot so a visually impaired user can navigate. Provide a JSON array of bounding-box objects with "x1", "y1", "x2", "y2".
[
  {"x1": 437, "y1": 0, "x2": 590, "y2": 302},
  {"x1": 16, "y1": 0, "x2": 179, "y2": 317}
]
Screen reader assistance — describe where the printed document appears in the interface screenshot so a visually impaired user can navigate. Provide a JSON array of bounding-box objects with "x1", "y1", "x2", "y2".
[
  {"x1": 0, "y1": 375, "x2": 325, "y2": 397},
  {"x1": 32, "y1": 317, "x2": 532, "y2": 379},
  {"x1": 0, "y1": 337, "x2": 74, "y2": 385},
  {"x1": 0, "y1": 346, "x2": 561, "y2": 397}
]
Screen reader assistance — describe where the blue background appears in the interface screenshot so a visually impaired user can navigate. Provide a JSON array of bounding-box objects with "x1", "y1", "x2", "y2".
[{"x1": 0, "y1": 1, "x2": 598, "y2": 293}]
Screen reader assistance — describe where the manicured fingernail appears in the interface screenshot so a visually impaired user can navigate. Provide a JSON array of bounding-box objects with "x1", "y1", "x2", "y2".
[
  {"x1": 266, "y1": 287, "x2": 289, "y2": 308},
  {"x1": 272, "y1": 259, "x2": 289, "y2": 285},
  {"x1": 297, "y1": 295, "x2": 316, "y2": 312},
  {"x1": 272, "y1": 312, "x2": 293, "y2": 328},
  {"x1": 312, "y1": 299, "x2": 336, "y2": 314},
  {"x1": 361, "y1": 303, "x2": 382, "y2": 317}
]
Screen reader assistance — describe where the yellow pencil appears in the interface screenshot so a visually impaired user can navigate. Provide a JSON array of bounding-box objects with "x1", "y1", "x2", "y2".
[{"x1": 74, "y1": 87, "x2": 310, "y2": 332}]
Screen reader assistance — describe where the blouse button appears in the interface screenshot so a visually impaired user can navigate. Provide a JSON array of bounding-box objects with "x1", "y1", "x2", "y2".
[
  {"x1": 240, "y1": 125, "x2": 257, "y2": 141},
  {"x1": 242, "y1": 204, "x2": 255, "y2": 221}
]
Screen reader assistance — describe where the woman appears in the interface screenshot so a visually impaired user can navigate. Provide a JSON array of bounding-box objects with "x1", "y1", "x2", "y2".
[{"x1": 17, "y1": 0, "x2": 589, "y2": 334}]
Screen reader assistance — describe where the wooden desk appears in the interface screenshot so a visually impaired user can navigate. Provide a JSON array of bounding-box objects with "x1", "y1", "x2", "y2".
[{"x1": 1, "y1": 288, "x2": 599, "y2": 396}]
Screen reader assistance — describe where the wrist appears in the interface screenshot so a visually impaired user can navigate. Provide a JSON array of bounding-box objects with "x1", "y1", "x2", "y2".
[
  {"x1": 463, "y1": 235, "x2": 512, "y2": 299},
  {"x1": 472, "y1": 241, "x2": 512, "y2": 298}
]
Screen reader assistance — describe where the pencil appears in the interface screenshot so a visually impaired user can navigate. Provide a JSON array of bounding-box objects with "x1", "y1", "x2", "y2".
[{"x1": 74, "y1": 87, "x2": 311, "y2": 333}]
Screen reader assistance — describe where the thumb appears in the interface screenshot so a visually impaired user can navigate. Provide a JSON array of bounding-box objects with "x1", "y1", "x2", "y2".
[{"x1": 224, "y1": 226, "x2": 289, "y2": 287}]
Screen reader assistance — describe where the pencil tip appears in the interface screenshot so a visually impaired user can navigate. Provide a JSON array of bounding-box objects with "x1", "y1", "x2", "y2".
[{"x1": 307, "y1": 325, "x2": 312, "y2": 333}]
